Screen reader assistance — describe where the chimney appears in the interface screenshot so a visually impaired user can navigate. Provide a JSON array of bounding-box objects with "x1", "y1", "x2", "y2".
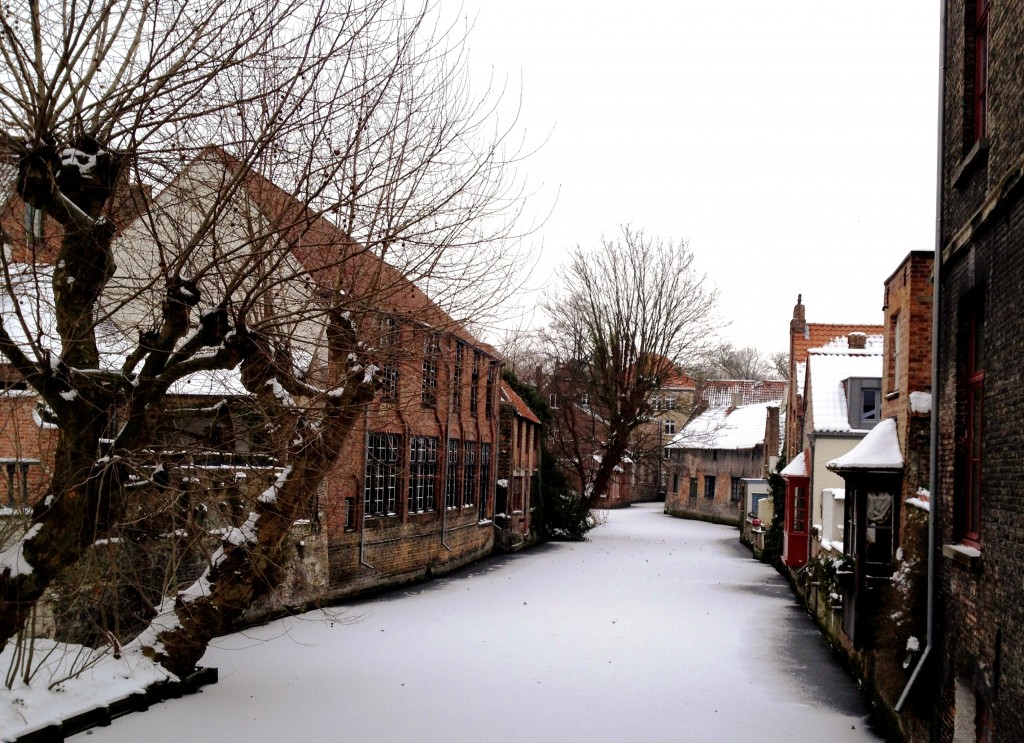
[
  {"x1": 848, "y1": 332, "x2": 867, "y2": 350},
  {"x1": 790, "y1": 294, "x2": 806, "y2": 334}
]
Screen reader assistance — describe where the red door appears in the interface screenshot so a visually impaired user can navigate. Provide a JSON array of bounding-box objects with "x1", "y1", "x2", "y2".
[{"x1": 783, "y1": 477, "x2": 810, "y2": 567}]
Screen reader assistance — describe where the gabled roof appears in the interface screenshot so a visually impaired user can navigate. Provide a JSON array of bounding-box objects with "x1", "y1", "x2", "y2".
[
  {"x1": 661, "y1": 370, "x2": 697, "y2": 390},
  {"x1": 500, "y1": 381, "x2": 541, "y2": 424},
  {"x1": 189, "y1": 147, "x2": 495, "y2": 356},
  {"x1": 806, "y1": 345, "x2": 883, "y2": 433},
  {"x1": 669, "y1": 401, "x2": 774, "y2": 451},
  {"x1": 700, "y1": 379, "x2": 786, "y2": 408},
  {"x1": 793, "y1": 323, "x2": 884, "y2": 366}
]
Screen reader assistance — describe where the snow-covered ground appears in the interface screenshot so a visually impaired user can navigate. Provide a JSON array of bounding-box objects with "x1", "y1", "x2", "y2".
[{"x1": 44, "y1": 503, "x2": 881, "y2": 742}]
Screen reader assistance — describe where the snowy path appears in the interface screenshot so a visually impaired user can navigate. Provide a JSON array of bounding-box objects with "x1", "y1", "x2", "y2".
[{"x1": 74, "y1": 504, "x2": 881, "y2": 742}]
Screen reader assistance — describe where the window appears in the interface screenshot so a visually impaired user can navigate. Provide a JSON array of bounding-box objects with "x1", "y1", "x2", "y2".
[
  {"x1": 663, "y1": 447, "x2": 671, "y2": 460},
  {"x1": 23, "y1": 204, "x2": 43, "y2": 239},
  {"x1": 663, "y1": 419, "x2": 675, "y2": 435},
  {"x1": 408, "y1": 436, "x2": 437, "y2": 513},
  {"x1": 380, "y1": 317, "x2": 399, "y2": 401},
  {"x1": 365, "y1": 433, "x2": 400, "y2": 516},
  {"x1": 889, "y1": 314, "x2": 901, "y2": 393},
  {"x1": 672, "y1": 473, "x2": 679, "y2": 494},
  {"x1": 861, "y1": 388, "x2": 880, "y2": 424},
  {"x1": 665, "y1": 397, "x2": 676, "y2": 411},
  {"x1": 689, "y1": 477, "x2": 698, "y2": 499},
  {"x1": 792, "y1": 485, "x2": 807, "y2": 533},
  {"x1": 463, "y1": 441, "x2": 477, "y2": 506},
  {"x1": 963, "y1": 302, "x2": 984, "y2": 545},
  {"x1": 478, "y1": 443, "x2": 491, "y2": 519},
  {"x1": 973, "y1": 0, "x2": 991, "y2": 142},
  {"x1": 652, "y1": 396, "x2": 663, "y2": 411},
  {"x1": 704, "y1": 475, "x2": 716, "y2": 500},
  {"x1": 470, "y1": 352, "x2": 481, "y2": 413},
  {"x1": 864, "y1": 491, "x2": 895, "y2": 564},
  {"x1": 445, "y1": 439, "x2": 460, "y2": 508},
  {"x1": 579, "y1": 392, "x2": 590, "y2": 406},
  {"x1": 548, "y1": 392, "x2": 558, "y2": 409},
  {"x1": 485, "y1": 363, "x2": 496, "y2": 419},
  {"x1": 421, "y1": 334, "x2": 440, "y2": 406},
  {"x1": 3, "y1": 461, "x2": 34, "y2": 507},
  {"x1": 730, "y1": 477, "x2": 743, "y2": 503},
  {"x1": 452, "y1": 342, "x2": 465, "y2": 410},
  {"x1": 381, "y1": 365, "x2": 398, "y2": 401}
]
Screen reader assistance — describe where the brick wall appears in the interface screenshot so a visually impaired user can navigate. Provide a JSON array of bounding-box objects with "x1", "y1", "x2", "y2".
[
  {"x1": 0, "y1": 393, "x2": 57, "y2": 506},
  {"x1": 936, "y1": 3, "x2": 1024, "y2": 738},
  {"x1": 664, "y1": 447, "x2": 762, "y2": 524}
]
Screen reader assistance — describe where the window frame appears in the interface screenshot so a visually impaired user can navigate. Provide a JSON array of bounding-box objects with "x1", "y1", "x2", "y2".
[
  {"x1": 365, "y1": 432, "x2": 400, "y2": 517},
  {"x1": 478, "y1": 443, "x2": 491, "y2": 520},
  {"x1": 730, "y1": 477, "x2": 743, "y2": 503},
  {"x1": 463, "y1": 441, "x2": 477, "y2": 506},
  {"x1": 407, "y1": 436, "x2": 438, "y2": 513},
  {"x1": 421, "y1": 333, "x2": 440, "y2": 407},
  {"x1": 704, "y1": 475, "x2": 716, "y2": 500},
  {"x1": 445, "y1": 438, "x2": 460, "y2": 509}
]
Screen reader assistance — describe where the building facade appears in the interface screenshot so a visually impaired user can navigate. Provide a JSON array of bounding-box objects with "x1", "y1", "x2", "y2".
[{"x1": 932, "y1": 2, "x2": 1024, "y2": 739}]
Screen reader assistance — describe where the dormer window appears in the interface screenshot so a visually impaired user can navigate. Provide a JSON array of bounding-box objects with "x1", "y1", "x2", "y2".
[{"x1": 845, "y1": 377, "x2": 882, "y2": 430}]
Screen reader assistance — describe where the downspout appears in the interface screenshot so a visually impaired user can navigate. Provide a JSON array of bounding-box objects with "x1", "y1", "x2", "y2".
[{"x1": 896, "y1": 0, "x2": 946, "y2": 711}]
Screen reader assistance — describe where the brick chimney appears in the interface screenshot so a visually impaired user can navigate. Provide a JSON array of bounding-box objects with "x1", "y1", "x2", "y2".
[{"x1": 848, "y1": 332, "x2": 867, "y2": 349}]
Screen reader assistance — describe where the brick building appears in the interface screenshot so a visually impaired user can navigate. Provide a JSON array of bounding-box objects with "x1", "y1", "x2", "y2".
[
  {"x1": 783, "y1": 295, "x2": 883, "y2": 460},
  {"x1": 663, "y1": 380, "x2": 784, "y2": 525},
  {"x1": 494, "y1": 380, "x2": 541, "y2": 549},
  {"x1": 1, "y1": 147, "x2": 508, "y2": 623},
  {"x1": 821, "y1": 251, "x2": 934, "y2": 741},
  {"x1": 634, "y1": 368, "x2": 697, "y2": 502},
  {"x1": 928, "y1": 2, "x2": 1024, "y2": 739}
]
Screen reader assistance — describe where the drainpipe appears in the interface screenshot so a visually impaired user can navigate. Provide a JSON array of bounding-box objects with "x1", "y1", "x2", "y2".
[{"x1": 896, "y1": 0, "x2": 945, "y2": 711}]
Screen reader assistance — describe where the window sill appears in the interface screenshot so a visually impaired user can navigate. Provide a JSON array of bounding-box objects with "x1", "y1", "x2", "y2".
[
  {"x1": 885, "y1": 391, "x2": 900, "y2": 401},
  {"x1": 942, "y1": 543, "x2": 983, "y2": 571},
  {"x1": 952, "y1": 138, "x2": 989, "y2": 189}
]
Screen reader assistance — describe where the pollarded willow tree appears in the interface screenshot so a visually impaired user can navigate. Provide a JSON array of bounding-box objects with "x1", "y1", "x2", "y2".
[
  {"x1": 0, "y1": 0, "x2": 529, "y2": 677},
  {"x1": 542, "y1": 226, "x2": 717, "y2": 507}
]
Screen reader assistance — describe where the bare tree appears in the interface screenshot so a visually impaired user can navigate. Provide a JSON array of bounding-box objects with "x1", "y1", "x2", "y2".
[
  {"x1": 709, "y1": 344, "x2": 774, "y2": 381},
  {"x1": 541, "y1": 226, "x2": 717, "y2": 506},
  {"x1": 768, "y1": 350, "x2": 790, "y2": 381},
  {"x1": 0, "y1": 0, "x2": 528, "y2": 677}
]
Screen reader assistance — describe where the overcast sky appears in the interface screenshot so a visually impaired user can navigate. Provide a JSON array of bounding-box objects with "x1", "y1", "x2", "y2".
[{"x1": 456, "y1": 1, "x2": 941, "y2": 355}]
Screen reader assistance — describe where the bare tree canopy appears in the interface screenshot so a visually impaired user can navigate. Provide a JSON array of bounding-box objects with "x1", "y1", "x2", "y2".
[
  {"x1": 541, "y1": 226, "x2": 717, "y2": 505},
  {"x1": 0, "y1": 0, "x2": 529, "y2": 677}
]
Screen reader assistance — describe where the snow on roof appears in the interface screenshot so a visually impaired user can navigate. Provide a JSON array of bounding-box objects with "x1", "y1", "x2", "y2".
[
  {"x1": 806, "y1": 351, "x2": 882, "y2": 433},
  {"x1": 699, "y1": 379, "x2": 785, "y2": 407},
  {"x1": 809, "y1": 333, "x2": 884, "y2": 355},
  {"x1": 827, "y1": 418, "x2": 903, "y2": 471},
  {"x1": 780, "y1": 451, "x2": 807, "y2": 478},
  {"x1": 668, "y1": 401, "x2": 773, "y2": 451}
]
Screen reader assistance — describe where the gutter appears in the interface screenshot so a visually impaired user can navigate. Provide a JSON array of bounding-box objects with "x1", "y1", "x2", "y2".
[{"x1": 896, "y1": 0, "x2": 945, "y2": 711}]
